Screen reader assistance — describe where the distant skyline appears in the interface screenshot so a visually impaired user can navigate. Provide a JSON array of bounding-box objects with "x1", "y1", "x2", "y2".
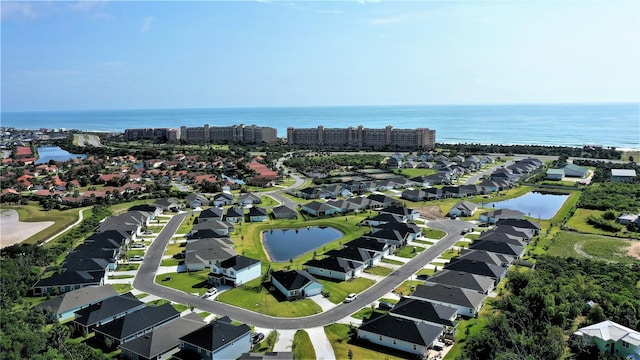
[{"x1": 1, "y1": 1, "x2": 639, "y2": 112}]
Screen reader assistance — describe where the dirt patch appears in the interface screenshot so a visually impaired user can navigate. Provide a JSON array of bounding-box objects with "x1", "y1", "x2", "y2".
[
  {"x1": 627, "y1": 241, "x2": 640, "y2": 260},
  {"x1": 415, "y1": 206, "x2": 445, "y2": 220},
  {"x1": 0, "y1": 209, "x2": 54, "y2": 248}
]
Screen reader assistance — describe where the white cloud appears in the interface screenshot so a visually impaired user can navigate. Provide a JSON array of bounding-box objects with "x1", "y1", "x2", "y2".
[
  {"x1": 369, "y1": 15, "x2": 406, "y2": 25},
  {"x1": 1, "y1": 2, "x2": 39, "y2": 20},
  {"x1": 141, "y1": 16, "x2": 153, "y2": 32}
]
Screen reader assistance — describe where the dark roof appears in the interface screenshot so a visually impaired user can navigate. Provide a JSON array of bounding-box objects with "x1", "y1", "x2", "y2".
[
  {"x1": 346, "y1": 237, "x2": 389, "y2": 252},
  {"x1": 199, "y1": 207, "x2": 224, "y2": 219},
  {"x1": 496, "y1": 218, "x2": 541, "y2": 230},
  {"x1": 271, "y1": 205, "x2": 297, "y2": 216},
  {"x1": 93, "y1": 303, "x2": 180, "y2": 340},
  {"x1": 34, "y1": 269, "x2": 106, "y2": 289},
  {"x1": 304, "y1": 257, "x2": 356, "y2": 273},
  {"x1": 302, "y1": 201, "x2": 340, "y2": 213},
  {"x1": 367, "y1": 213, "x2": 404, "y2": 224},
  {"x1": 128, "y1": 204, "x2": 160, "y2": 213},
  {"x1": 375, "y1": 222, "x2": 421, "y2": 235},
  {"x1": 411, "y1": 284, "x2": 486, "y2": 308},
  {"x1": 477, "y1": 232, "x2": 527, "y2": 246},
  {"x1": 271, "y1": 270, "x2": 319, "y2": 291},
  {"x1": 425, "y1": 270, "x2": 495, "y2": 293},
  {"x1": 179, "y1": 316, "x2": 251, "y2": 352},
  {"x1": 366, "y1": 194, "x2": 397, "y2": 205},
  {"x1": 119, "y1": 313, "x2": 206, "y2": 359},
  {"x1": 36, "y1": 285, "x2": 118, "y2": 316},
  {"x1": 365, "y1": 228, "x2": 405, "y2": 243},
  {"x1": 226, "y1": 207, "x2": 245, "y2": 218},
  {"x1": 468, "y1": 240, "x2": 525, "y2": 257},
  {"x1": 248, "y1": 207, "x2": 268, "y2": 217},
  {"x1": 443, "y1": 259, "x2": 507, "y2": 280},
  {"x1": 326, "y1": 246, "x2": 373, "y2": 263},
  {"x1": 358, "y1": 313, "x2": 443, "y2": 346},
  {"x1": 379, "y1": 206, "x2": 415, "y2": 216},
  {"x1": 217, "y1": 255, "x2": 260, "y2": 271},
  {"x1": 453, "y1": 249, "x2": 515, "y2": 267},
  {"x1": 73, "y1": 292, "x2": 144, "y2": 326},
  {"x1": 390, "y1": 297, "x2": 458, "y2": 327}
]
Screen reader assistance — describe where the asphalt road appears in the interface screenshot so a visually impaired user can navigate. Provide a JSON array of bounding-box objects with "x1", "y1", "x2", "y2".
[{"x1": 133, "y1": 212, "x2": 471, "y2": 329}]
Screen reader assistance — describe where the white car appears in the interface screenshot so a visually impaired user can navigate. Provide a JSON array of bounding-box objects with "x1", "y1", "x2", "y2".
[
  {"x1": 203, "y1": 287, "x2": 218, "y2": 298},
  {"x1": 129, "y1": 256, "x2": 143, "y2": 261},
  {"x1": 344, "y1": 293, "x2": 357, "y2": 303}
]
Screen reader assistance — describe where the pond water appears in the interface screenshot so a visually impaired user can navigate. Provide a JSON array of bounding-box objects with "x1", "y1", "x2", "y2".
[
  {"x1": 262, "y1": 226, "x2": 343, "y2": 262},
  {"x1": 483, "y1": 191, "x2": 570, "y2": 220},
  {"x1": 36, "y1": 146, "x2": 86, "y2": 164}
]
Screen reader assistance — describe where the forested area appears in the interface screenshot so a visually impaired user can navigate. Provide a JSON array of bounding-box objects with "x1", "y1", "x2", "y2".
[
  {"x1": 578, "y1": 183, "x2": 640, "y2": 212},
  {"x1": 437, "y1": 143, "x2": 622, "y2": 159},
  {"x1": 460, "y1": 256, "x2": 640, "y2": 360},
  {"x1": 0, "y1": 206, "x2": 112, "y2": 359},
  {"x1": 284, "y1": 153, "x2": 384, "y2": 173}
]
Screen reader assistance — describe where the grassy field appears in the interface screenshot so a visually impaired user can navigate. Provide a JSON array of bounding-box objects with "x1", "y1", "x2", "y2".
[
  {"x1": 565, "y1": 208, "x2": 639, "y2": 239},
  {"x1": 317, "y1": 277, "x2": 376, "y2": 304},
  {"x1": 292, "y1": 330, "x2": 316, "y2": 360},
  {"x1": 215, "y1": 278, "x2": 322, "y2": 317},
  {"x1": 324, "y1": 323, "x2": 407, "y2": 360},
  {"x1": 154, "y1": 270, "x2": 211, "y2": 296},
  {"x1": 363, "y1": 266, "x2": 394, "y2": 276},
  {"x1": 398, "y1": 168, "x2": 437, "y2": 178},
  {"x1": 393, "y1": 280, "x2": 423, "y2": 296},
  {"x1": 3, "y1": 203, "x2": 84, "y2": 245},
  {"x1": 546, "y1": 231, "x2": 638, "y2": 264},
  {"x1": 423, "y1": 228, "x2": 446, "y2": 239},
  {"x1": 394, "y1": 245, "x2": 425, "y2": 258}
]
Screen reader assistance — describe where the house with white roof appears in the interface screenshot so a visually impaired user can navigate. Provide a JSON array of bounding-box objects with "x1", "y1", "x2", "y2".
[{"x1": 573, "y1": 320, "x2": 640, "y2": 359}]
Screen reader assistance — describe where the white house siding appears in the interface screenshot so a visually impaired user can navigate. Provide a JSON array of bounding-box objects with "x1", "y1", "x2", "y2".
[
  {"x1": 305, "y1": 266, "x2": 351, "y2": 281},
  {"x1": 235, "y1": 262, "x2": 261, "y2": 286},
  {"x1": 422, "y1": 300, "x2": 480, "y2": 318},
  {"x1": 357, "y1": 330, "x2": 429, "y2": 357}
]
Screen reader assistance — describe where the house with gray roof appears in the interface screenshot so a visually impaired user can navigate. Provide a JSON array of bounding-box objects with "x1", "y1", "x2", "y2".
[
  {"x1": 186, "y1": 193, "x2": 210, "y2": 209},
  {"x1": 120, "y1": 312, "x2": 206, "y2": 360},
  {"x1": 208, "y1": 255, "x2": 261, "y2": 287},
  {"x1": 225, "y1": 207, "x2": 245, "y2": 223},
  {"x1": 238, "y1": 193, "x2": 262, "y2": 206},
  {"x1": 176, "y1": 316, "x2": 251, "y2": 360},
  {"x1": 425, "y1": 270, "x2": 495, "y2": 294},
  {"x1": 189, "y1": 220, "x2": 233, "y2": 237},
  {"x1": 72, "y1": 292, "x2": 146, "y2": 335},
  {"x1": 611, "y1": 169, "x2": 637, "y2": 183},
  {"x1": 37, "y1": 285, "x2": 118, "y2": 322},
  {"x1": 213, "y1": 192, "x2": 235, "y2": 207},
  {"x1": 409, "y1": 284, "x2": 486, "y2": 318},
  {"x1": 468, "y1": 240, "x2": 526, "y2": 258},
  {"x1": 401, "y1": 189, "x2": 427, "y2": 202},
  {"x1": 479, "y1": 209, "x2": 525, "y2": 224},
  {"x1": 304, "y1": 257, "x2": 358, "y2": 281},
  {"x1": 448, "y1": 201, "x2": 479, "y2": 218},
  {"x1": 197, "y1": 207, "x2": 224, "y2": 223},
  {"x1": 379, "y1": 206, "x2": 420, "y2": 222},
  {"x1": 271, "y1": 205, "x2": 298, "y2": 219},
  {"x1": 301, "y1": 201, "x2": 341, "y2": 217},
  {"x1": 443, "y1": 258, "x2": 508, "y2": 282},
  {"x1": 357, "y1": 313, "x2": 444, "y2": 357},
  {"x1": 184, "y1": 237, "x2": 236, "y2": 271},
  {"x1": 248, "y1": 206, "x2": 269, "y2": 222},
  {"x1": 454, "y1": 249, "x2": 515, "y2": 267},
  {"x1": 270, "y1": 269, "x2": 323, "y2": 300},
  {"x1": 389, "y1": 297, "x2": 458, "y2": 330}
]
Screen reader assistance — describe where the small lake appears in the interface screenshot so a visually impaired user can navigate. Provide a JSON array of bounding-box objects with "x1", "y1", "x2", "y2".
[
  {"x1": 483, "y1": 191, "x2": 570, "y2": 220},
  {"x1": 262, "y1": 226, "x2": 343, "y2": 262},
  {"x1": 36, "y1": 146, "x2": 86, "y2": 164}
]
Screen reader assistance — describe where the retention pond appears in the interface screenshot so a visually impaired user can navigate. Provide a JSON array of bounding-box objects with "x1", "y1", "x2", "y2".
[{"x1": 262, "y1": 226, "x2": 343, "y2": 262}]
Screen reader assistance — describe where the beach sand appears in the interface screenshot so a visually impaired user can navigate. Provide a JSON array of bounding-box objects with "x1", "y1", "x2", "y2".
[{"x1": 0, "y1": 209, "x2": 54, "y2": 248}]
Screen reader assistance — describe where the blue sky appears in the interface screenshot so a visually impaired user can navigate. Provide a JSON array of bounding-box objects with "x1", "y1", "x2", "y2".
[{"x1": 1, "y1": 1, "x2": 639, "y2": 111}]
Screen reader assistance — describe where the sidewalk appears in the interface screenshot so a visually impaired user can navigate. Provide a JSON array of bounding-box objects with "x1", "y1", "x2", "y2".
[{"x1": 306, "y1": 327, "x2": 336, "y2": 360}]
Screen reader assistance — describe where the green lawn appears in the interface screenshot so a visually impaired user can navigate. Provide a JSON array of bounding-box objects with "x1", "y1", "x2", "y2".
[
  {"x1": 292, "y1": 330, "x2": 316, "y2": 360},
  {"x1": 546, "y1": 231, "x2": 639, "y2": 264},
  {"x1": 565, "y1": 208, "x2": 638, "y2": 239},
  {"x1": 108, "y1": 199, "x2": 157, "y2": 215},
  {"x1": 154, "y1": 270, "x2": 211, "y2": 296},
  {"x1": 454, "y1": 241, "x2": 470, "y2": 248},
  {"x1": 423, "y1": 228, "x2": 446, "y2": 239},
  {"x1": 398, "y1": 168, "x2": 437, "y2": 178},
  {"x1": 393, "y1": 280, "x2": 423, "y2": 297},
  {"x1": 108, "y1": 275, "x2": 134, "y2": 280},
  {"x1": 317, "y1": 277, "x2": 375, "y2": 304},
  {"x1": 416, "y1": 268, "x2": 435, "y2": 277},
  {"x1": 161, "y1": 258, "x2": 182, "y2": 266},
  {"x1": 3, "y1": 203, "x2": 84, "y2": 245},
  {"x1": 363, "y1": 266, "x2": 393, "y2": 276},
  {"x1": 259, "y1": 195, "x2": 279, "y2": 207},
  {"x1": 439, "y1": 248, "x2": 461, "y2": 259},
  {"x1": 164, "y1": 240, "x2": 186, "y2": 256},
  {"x1": 394, "y1": 245, "x2": 425, "y2": 258},
  {"x1": 216, "y1": 279, "x2": 322, "y2": 317},
  {"x1": 113, "y1": 284, "x2": 132, "y2": 293},
  {"x1": 177, "y1": 213, "x2": 199, "y2": 234},
  {"x1": 253, "y1": 330, "x2": 278, "y2": 353},
  {"x1": 324, "y1": 323, "x2": 407, "y2": 360},
  {"x1": 413, "y1": 239, "x2": 434, "y2": 245},
  {"x1": 380, "y1": 258, "x2": 404, "y2": 265}
]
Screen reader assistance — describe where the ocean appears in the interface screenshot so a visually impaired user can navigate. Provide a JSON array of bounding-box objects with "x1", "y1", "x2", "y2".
[{"x1": 1, "y1": 103, "x2": 638, "y2": 150}]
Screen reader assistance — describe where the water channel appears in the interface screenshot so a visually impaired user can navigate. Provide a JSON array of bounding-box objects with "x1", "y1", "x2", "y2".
[
  {"x1": 482, "y1": 191, "x2": 570, "y2": 220},
  {"x1": 36, "y1": 146, "x2": 86, "y2": 164}
]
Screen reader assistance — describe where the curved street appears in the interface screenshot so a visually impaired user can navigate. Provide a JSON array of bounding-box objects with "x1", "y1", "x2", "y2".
[{"x1": 133, "y1": 211, "x2": 471, "y2": 329}]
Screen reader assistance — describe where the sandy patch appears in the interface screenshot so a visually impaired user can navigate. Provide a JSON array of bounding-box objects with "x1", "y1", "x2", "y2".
[
  {"x1": 627, "y1": 241, "x2": 640, "y2": 260},
  {"x1": 0, "y1": 209, "x2": 55, "y2": 248}
]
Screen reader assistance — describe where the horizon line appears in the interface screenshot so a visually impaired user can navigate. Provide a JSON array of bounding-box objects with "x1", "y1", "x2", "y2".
[{"x1": 2, "y1": 101, "x2": 638, "y2": 114}]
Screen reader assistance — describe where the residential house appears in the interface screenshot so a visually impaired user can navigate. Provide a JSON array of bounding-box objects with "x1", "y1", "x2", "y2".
[
  {"x1": 448, "y1": 201, "x2": 479, "y2": 218},
  {"x1": 297, "y1": 187, "x2": 329, "y2": 200},
  {"x1": 443, "y1": 259, "x2": 508, "y2": 282},
  {"x1": 389, "y1": 297, "x2": 458, "y2": 331},
  {"x1": 72, "y1": 292, "x2": 146, "y2": 335},
  {"x1": 373, "y1": 222, "x2": 421, "y2": 242},
  {"x1": 120, "y1": 312, "x2": 207, "y2": 360},
  {"x1": 366, "y1": 194, "x2": 399, "y2": 207},
  {"x1": 248, "y1": 207, "x2": 268, "y2": 222},
  {"x1": 562, "y1": 163, "x2": 589, "y2": 178},
  {"x1": 270, "y1": 269, "x2": 324, "y2": 300},
  {"x1": 611, "y1": 169, "x2": 637, "y2": 183},
  {"x1": 546, "y1": 168, "x2": 565, "y2": 180},
  {"x1": 347, "y1": 236, "x2": 395, "y2": 258},
  {"x1": 238, "y1": 193, "x2": 262, "y2": 207},
  {"x1": 495, "y1": 218, "x2": 541, "y2": 236},
  {"x1": 573, "y1": 320, "x2": 640, "y2": 359},
  {"x1": 208, "y1": 255, "x2": 261, "y2": 287},
  {"x1": 409, "y1": 284, "x2": 486, "y2": 318},
  {"x1": 379, "y1": 206, "x2": 420, "y2": 222},
  {"x1": 304, "y1": 257, "x2": 358, "y2": 281},
  {"x1": 401, "y1": 189, "x2": 427, "y2": 202},
  {"x1": 225, "y1": 207, "x2": 245, "y2": 223},
  {"x1": 478, "y1": 209, "x2": 525, "y2": 224},
  {"x1": 189, "y1": 220, "x2": 233, "y2": 238},
  {"x1": 36, "y1": 285, "x2": 118, "y2": 322},
  {"x1": 197, "y1": 207, "x2": 224, "y2": 223},
  {"x1": 424, "y1": 270, "x2": 495, "y2": 294},
  {"x1": 175, "y1": 316, "x2": 251, "y2": 360},
  {"x1": 618, "y1": 214, "x2": 639, "y2": 226},
  {"x1": 357, "y1": 313, "x2": 444, "y2": 357},
  {"x1": 93, "y1": 303, "x2": 180, "y2": 348},
  {"x1": 365, "y1": 228, "x2": 409, "y2": 247},
  {"x1": 468, "y1": 240, "x2": 526, "y2": 258},
  {"x1": 301, "y1": 201, "x2": 340, "y2": 217},
  {"x1": 213, "y1": 192, "x2": 235, "y2": 207},
  {"x1": 271, "y1": 205, "x2": 298, "y2": 219},
  {"x1": 186, "y1": 193, "x2": 210, "y2": 209},
  {"x1": 363, "y1": 213, "x2": 404, "y2": 227},
  {"x1": 326, "y1": 246, "x2": 375, "y2": 268},
  {"x1": 184, "y1": 237, "x2": 236, "y2": 272},
  {"x1": 453, "y1": 249, "x2": 515, "y2": 267},
  {"x1": 154, "y1": 198, "x2": 181, "y2": 212},
  {"x1": 325, "y1": 199, "x2": 360, "y2": 213},
  {"x1": 323, "y1": 184, "x2": 350, "y2": 198},
  {"x1": 346, "y1": 196, "x2": 382, "y2": 210}
]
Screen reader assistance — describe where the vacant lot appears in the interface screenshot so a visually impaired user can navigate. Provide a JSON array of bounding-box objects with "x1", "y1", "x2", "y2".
[{"x1": 547, "y1": 231, "x2": 639, "y2": 264}]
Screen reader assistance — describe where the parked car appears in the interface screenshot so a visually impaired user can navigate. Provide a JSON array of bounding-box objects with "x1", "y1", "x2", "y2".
[
  {"x1": 344, "y1": 293, "x2": 357, "y2": 303},
  {"x1": 203, "y1": 287, "x2": 217, "y2": 298},
  {"x1": 144, "y1": 230, "x2": 153, "y2": 235},
  {"x1": 131, "y1": 243, "x2": 145, "y2": 248},
  {"x1": 129, "y1": 256, "x2": 143, "y2": 261},
  {"x1": 378, "y1": 301, "x2": 395, "y2": 310},
  {"x1": 251, "y1": 332, "x2": 265, "y2": 345}
]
